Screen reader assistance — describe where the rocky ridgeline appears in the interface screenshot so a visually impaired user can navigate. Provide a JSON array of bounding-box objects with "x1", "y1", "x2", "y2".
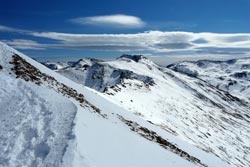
[
  {"x1": 118, "y1": 54, "x2": 148, "y2": 62},
  {"x1": 86, "y1": 63, "x2": 155, "y2": 92},
  {"x1": 43, "y1": 56, "x2": 156, "y2": 93},
  {"x1": 10, "y1": 54, "x2": 104, "y2": 117},
  {"x1": 118, "y1": 115, "x2": 207, "y2": 167}
]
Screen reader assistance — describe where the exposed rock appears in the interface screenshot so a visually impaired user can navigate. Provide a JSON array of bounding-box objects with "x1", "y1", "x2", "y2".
[
  {"x1": 118, "y1": 54, "x2": 148, "y2": 62},
  {"x1": 10, "y1": 54, "x2": 105, "y2": 117},
  {"x1": 118, "y1": 115, "x2": 207, "y2": 167}
]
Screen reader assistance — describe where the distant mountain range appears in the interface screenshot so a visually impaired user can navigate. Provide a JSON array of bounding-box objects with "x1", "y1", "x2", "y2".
[{"x1": 168, "y1": 58, "x2": 250, "y2": 102}]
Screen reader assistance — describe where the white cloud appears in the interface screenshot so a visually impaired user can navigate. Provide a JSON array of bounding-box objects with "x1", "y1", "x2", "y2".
[
  {"x1": 31, "y1": 31, "x2": 195, "y2": 51},
  {"x1": 2, "y1": 39, "x2": 45, "y2": 50},
  {"x1": 2, "y1": 25, "x2": 250, "y2": 56},
  {"x1": 0, "y1": 25, "x2": 31, "y2": 34},
  {"x1": 70, "y1": 14, "x2": 146, "y2": 28}
]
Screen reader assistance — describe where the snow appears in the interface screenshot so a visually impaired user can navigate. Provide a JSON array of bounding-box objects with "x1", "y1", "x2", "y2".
[
  {"x1": 168, "y1": 58, "x2": 250, "y2": 102},
  {"x1": 0, "y1": 42, "x2": 233, "y2": 167},
  {"x1": 0, "y1": 73, "x2": 77, "y2": 167},
  {"x1": 64, "y1": 106, "x2": 196, "y2": 167},
  {"x1": 47, "y1": 55, "x2": 250, "y2": 167},
  {"x1": 0, "y1": 43, "x2": 232, "y2": 167},
  {"x1": 60, "y1": 97, "x2": 230, "y2": 167}
]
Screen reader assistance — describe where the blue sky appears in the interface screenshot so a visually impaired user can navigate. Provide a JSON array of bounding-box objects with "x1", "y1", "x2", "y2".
[{"x1": 1, "y1": 0, "x2": 250, "y2": 62}]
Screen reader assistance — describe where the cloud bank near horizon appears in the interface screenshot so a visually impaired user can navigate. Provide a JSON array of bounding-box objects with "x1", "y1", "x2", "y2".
[{"x1": 1, "y1": 25, "x2": 250, "y2": 58}]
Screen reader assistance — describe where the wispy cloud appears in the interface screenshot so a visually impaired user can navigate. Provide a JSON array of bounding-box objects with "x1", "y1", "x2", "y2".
[
  {"x1": 1, "y1": 25, "x2": 250, "y2": 57},
  {"x1": 69, "y1": 14, "x2": 146, "y2": 28},
  {"x1": 0, "y1": 25, "x2": 31, "y2": 34},
  {"x1": 2, "y1": 39, "x2": 45, "y2": 50},
  {"x1": 31, "y1": 31, "x2": 250, "y2": 54},
  {"x1": 31, "y1": 31, "x2": 195, "y2": 51}
]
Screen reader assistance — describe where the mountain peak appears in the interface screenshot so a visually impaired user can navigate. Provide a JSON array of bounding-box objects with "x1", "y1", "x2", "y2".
[{"x1": 118, "y1": 54, "x2": 148, "y2": 62}]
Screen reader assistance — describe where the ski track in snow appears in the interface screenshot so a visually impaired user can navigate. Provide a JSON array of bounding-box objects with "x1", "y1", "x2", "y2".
[{"x1": 0, "y1": 74, "x2": 77, "y2": 167}]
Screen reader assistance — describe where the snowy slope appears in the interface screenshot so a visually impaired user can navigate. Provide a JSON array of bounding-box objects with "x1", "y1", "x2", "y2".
[
  {"x1": 168, "y1": 58, "x2": 250, "y2": 102},
  {"x1": 0, "y1": 43, "x2": 230, "y2": 167},
  {"x1": 46, "y1": 55, "x2": 250, "y2": 167}
]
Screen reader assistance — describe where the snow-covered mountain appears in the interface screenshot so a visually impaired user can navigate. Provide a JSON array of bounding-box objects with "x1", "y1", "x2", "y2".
[
  {"x1": 167, "y1": 58, "x2": 250, "y2": 102},
  {"x1": 44, "y1": 55, "x2": 250, "y2": 167},
  {"x1": 0, "y1": 43, "x2": 231, "y2": 167}
]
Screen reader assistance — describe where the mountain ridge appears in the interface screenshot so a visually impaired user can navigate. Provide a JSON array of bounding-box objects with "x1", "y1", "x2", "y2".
[
  {"x1": 0, "y1": 42, "x2": 230, "y2": 167},
  {"x1": 44, "y1": 54, "x2": 250, "y2": 167},
  {"x1": 168, "y1": 57, "x2": 250, "y2": 102}
]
